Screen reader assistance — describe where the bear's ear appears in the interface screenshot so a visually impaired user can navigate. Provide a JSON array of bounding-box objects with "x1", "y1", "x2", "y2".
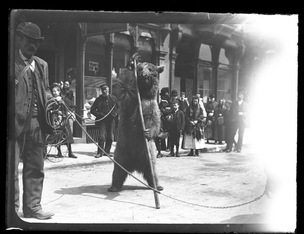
[{"x1": 157, "y1": 65, "x2": 165, "y2": 74}]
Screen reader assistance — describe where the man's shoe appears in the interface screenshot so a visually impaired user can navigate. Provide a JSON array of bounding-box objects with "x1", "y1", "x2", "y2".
[
  {"x1": 187, "y1": 150, "x2": 194, "y2": 156},
  {"x1": 104, "y1": 152, "x2": 113, "y2": 157},
  {"x1": 168, "y1": 152, "x2": 175, "y2": 157},
  {"x1": 195, "y1": 150, "x2": 199, "y2": 156},
  {"x1": 69, "y1": 153, "x2": 77, "y2": 158},
  {"x1": 157, "y1": 185, "x2": 164, "y2": 191},
  {"x1": 175, "y1": 152, "x2": 180, "y2": 157},
  {"x1": 24, "y1": 209, "x2": 54, "y2": 220},
  {"x1": 55, "y1": 153, "x2": 63, "y2": 158},
  {"x1": 237, "y1": 149, "x2": 241, "y2": 153},
  {"x1": 226, "y1": 149, "x2": 232, "y2": 153},
  {"x1": 95, "y1": 154, "x2": 102, "y2": 158},
  {"x1": 156, "y1": 152, "x2": 163, "y2": 158}
]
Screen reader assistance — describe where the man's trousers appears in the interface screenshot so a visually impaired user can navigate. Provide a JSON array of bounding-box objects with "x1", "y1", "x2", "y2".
[
  {"x1": 15, "y1": 117, "x2": 45, "y2": 214},
  {"x1": 97, "y1": 117, "x2": 114, "y2": 154}
]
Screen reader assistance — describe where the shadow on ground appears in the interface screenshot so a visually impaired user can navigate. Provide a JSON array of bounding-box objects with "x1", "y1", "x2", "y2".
[
  {"x1": 220, "y1": 213, "x2": 266, "y2": 223},
  {"x1": 54, "y1": 184, "x2": 154, "y2": 208}
]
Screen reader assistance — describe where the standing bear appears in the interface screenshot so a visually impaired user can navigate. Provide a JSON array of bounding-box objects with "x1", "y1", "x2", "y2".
[{"x1": 108, "y1": 53, "x2": 164, "y2": 192}]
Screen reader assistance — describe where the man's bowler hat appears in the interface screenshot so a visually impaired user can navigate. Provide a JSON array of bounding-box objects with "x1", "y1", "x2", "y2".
[{"x1": 16, "y1": 22, "x2": 44, "y2": 40}]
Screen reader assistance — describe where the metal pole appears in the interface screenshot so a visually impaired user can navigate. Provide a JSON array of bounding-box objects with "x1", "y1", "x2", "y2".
[{"x1": 133, "y1": 60, "x2": 161, "y2": 209}]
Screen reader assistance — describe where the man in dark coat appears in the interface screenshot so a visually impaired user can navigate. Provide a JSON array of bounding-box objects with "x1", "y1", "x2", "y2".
[
  {"x1": 155, "y1": 87, "x2": 172, "y2": 156},
  {"x1": 91, "y1": 84, "x2": 118, "y2": 158},
  {"x1": 231, "y1": 92, "x2": 248, "y2": 153},
  {"x1": 223, "y1": 100, "x2": 235, "y2": 152},
  {"x1": 14, "y1": 22, "x2": 54, "y2": 219}
]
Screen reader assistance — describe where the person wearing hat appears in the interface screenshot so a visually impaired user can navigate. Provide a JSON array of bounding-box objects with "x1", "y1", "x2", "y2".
[
  {"x1": 14, "y1": 22, "x2": 54, "y2": 219},
  {"x1": 157, "y1": 87, "x2": 172, "y2": 154},
  {"x1": 223, "y1": 100, "x2": 235, "y2": 152},
  {"x1": 230, "y1": 91, "x2": 248, "y2": 153},
  {"x1": 170, "y1": 89, "x2": 182, "y2": 109},
  {"x1": 90, "y1": 84, "x2": 118, "y2": 158}
]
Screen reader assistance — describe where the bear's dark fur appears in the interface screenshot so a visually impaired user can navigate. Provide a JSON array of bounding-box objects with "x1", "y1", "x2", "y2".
[{"x1": 108, "y1": 55, "x2": 164, "y2": 192}]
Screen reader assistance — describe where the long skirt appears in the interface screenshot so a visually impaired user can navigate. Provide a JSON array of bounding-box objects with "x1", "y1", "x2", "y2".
[{"x1": 182, "y1": 133, "x2": 205, "y2": 149}]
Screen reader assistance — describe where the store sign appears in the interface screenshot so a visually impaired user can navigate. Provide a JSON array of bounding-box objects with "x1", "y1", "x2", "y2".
[{"x1": 89, "y1": 61, "x2": 99, "y2": 74}]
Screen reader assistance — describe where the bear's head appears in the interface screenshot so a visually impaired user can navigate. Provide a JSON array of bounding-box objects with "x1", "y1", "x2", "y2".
[{"x1": 136, "y1": 62, "x2": 164, "y2": 100}]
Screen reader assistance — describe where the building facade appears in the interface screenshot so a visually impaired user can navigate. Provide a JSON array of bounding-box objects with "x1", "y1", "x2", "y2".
[{"x1": 11, "y1": 11, "x2": 246, "y2": 141}]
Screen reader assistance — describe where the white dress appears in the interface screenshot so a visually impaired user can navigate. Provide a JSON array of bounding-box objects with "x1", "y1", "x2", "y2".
[{"x1": 182, "y1": 133, "x2": 205, "y2": 149}]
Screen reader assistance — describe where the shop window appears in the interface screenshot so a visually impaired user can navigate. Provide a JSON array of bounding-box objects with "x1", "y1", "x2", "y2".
[
  {"x1": 114, "y1": 33, "x2": 131, "y2": 71},
  {"x1": 199, "y1": 44, "x2": 212, "y2": 61},
  {"x1": 197, "y1": 65, "x2": 212, "y2": 100},
  {"x1": 85, "y1": 35, "x2": 106, "y2": 77},
  {"x1": 83, "y1": 35, "x2": 107, "y2": 124},
  {"x1": 217, "y1": 49, "x2": 233, "y2": 101},
  {"x1": 218, "y1": 66, "x2": 233, "y2": 101}
]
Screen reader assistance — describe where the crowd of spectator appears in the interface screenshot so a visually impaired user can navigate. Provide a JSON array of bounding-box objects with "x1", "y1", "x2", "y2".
[{"x1": 156, "y1": 88, "x2": 249, "y2": 157}]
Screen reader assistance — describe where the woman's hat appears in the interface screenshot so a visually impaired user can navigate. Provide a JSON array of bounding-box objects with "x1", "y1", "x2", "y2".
[{"x1": 16, "y1": 22, "x2": 44, "y2": 40}]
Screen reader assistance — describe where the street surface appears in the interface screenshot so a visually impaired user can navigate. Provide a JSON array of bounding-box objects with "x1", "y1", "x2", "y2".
[{"x1": 15, "y1": 130, "x2": 278, "y2": 232}]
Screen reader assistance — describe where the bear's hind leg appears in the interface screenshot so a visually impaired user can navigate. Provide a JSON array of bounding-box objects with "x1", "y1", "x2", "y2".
[
  {"x1": 108, "y1": 164, "x2": 128, "y2": 192},
  {"x1": 144, "y1": 168, "x2": 164, "y2": 191}
]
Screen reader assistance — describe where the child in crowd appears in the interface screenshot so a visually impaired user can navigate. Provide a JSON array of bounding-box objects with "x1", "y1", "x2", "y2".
[
  {"x1": 50, "y1": 83, "x2": 77, "y2": 158},
  {"x1": 168, "y1": 100, "x2": 185, "y2": 157}
]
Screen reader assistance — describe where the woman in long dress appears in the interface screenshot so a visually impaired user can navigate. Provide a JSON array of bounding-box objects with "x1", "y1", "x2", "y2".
[{"x1": 182, "y1": 95, "x2": 207, "y2": 156}]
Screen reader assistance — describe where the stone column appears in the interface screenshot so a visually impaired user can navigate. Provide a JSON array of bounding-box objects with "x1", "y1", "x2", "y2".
[
  {"x1": 74, "y1": 23, "x2": 87, "y2": 138},
  {"x1": 169, "y1": 26, "x2": 182, "y2": 93},
  {"x1": 228, "y1": 43, "x2": 245, "y2": 101},
  {"x1": 169, "y1": 52, "x2": 178, "y2": 92},
  {"x1": 156, "y1": 27, "x2": 170, "y2": 89},
  {"x1": 105, "y1": 33, "x2": 115, "y2": 93},
  {"x1": 210, "y1": 45, "x2": 220, "y2": 99},
  {"x1": 193, "y1": 41, "x2": 202, "y2": 96}
]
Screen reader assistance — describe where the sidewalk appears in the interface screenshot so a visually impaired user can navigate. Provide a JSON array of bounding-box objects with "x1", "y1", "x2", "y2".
[
  {"x1": 18, "y1": 128, "x2": 253, "y2": 172},
  {"x1": 18, "y1": 140, "x2": 228, "y2": 173}
]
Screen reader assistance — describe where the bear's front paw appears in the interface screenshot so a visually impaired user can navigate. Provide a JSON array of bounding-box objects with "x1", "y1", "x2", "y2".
[
  {"x1": 144, "y1": 128, "x2": 152, "y2": 140},
  {"x1": 126, "y1": 52, "x2": 141, "y2": 70}
]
